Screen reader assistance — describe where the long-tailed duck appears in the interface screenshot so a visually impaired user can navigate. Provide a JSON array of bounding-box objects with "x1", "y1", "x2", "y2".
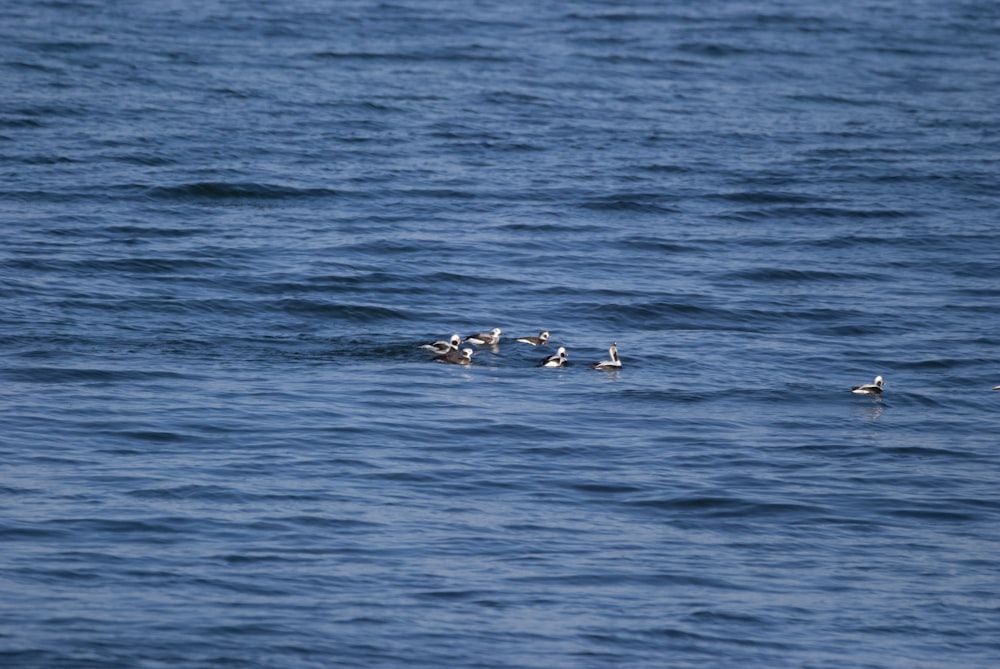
[
  {"x1": 851, "y1": 375, "x2": 884, "y2": 395},
  {"x1": 540, "y1": 346, "x2": 568, "y2": 367},
  {"x1": 420, "y1": 334, "x2": 461, "y2": 355},
  {"x1": 436, "y1": 347, "x2": 474, "y2": 365},
  {"x1": 592, "y1": 342, "x2": 621, "y2": 370},
  {"x1": 465, "y1": 327, "x2": 502, "y2": 346},
  {"x1": 516, "y1": 331, "x2": 549, "y2": 346}
]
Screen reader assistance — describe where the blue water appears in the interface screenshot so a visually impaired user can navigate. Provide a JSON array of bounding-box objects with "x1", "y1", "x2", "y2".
[{"x1": 3, "y1": 1, "x2": 1000, "y2": 667}]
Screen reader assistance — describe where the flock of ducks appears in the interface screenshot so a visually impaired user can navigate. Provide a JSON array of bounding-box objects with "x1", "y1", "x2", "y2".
[
  {"x1": 422, "y1": 334, "x2": 998, "y2": 394},
  {"x1": 420, "y1": 328, "x2": 621, "y2": 370}
]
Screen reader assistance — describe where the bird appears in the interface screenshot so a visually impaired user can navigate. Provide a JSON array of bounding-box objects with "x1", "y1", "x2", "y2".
[
  {"x1": 516, "y1": 331, "x2": 549, "y2": 346},
  {"x1": 851, "y1": 375, "x2": 884, "y2": 395},
  {"x1": 540, "y1": 346, "x2": 568, "y2": 367},
  {"x1": 436, "y1": 347, "x2": 474, "y2": 365},
  {"x1": 993, "y1": 385, "x2": 1000, "y2": 391},
  {"x1": 592, "y1": 342, "x2": 621, "y2": 370},
  {"x1": 465, "y1": 327, "x2": 502, "y2": 346},
  {"x1": 420, "y1": 334, "x2": 461, "y2": 355}
]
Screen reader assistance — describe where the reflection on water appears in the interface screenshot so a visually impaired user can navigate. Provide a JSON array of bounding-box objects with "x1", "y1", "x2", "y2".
[{"x1": 855, "y1": 397, "x2": 884, "y2": 422}]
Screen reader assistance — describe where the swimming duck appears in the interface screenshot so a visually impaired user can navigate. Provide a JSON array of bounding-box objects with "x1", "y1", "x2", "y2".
[
  {"x1": 540, "y1": 346, "x2": 568, "y2": 367},
  {"x1": 436, "y1": 347, "x2": 474, "y2": 366},
  {"x1": 516, "y1": 331, "x2": 550, "y2": 346},
  {"x1": 465, "y1": 327, "x2": 502, "y2": 346},
  {"x1": 851, "y1": 375, "x2": 884, "y2": 395},
  {"x1": 420, "y1": 334, "x2": 461, "y2": 355},
  {"x1": 592, "y1": 342, "x2": 621, "y2": 370}
]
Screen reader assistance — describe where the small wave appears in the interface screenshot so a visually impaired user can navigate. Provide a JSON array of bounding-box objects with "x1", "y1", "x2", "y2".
[
  {"x1": 4, "y1": 256, "x2": 229, "y2": 275},
  {"x1": 882, "y1": 505, "x2": 979, "y2": 523},
  {"x1": 125, "y1": 482, "x2": 251, "y2": 503},
  {"x1": 106, "y1": 430, "x2": 190, "y2": 443},
  {"x1": 103, "y1": 224, "x2": 203, "y2": 238},
  {"x1": 621, "y1": 236, "x2": 691, "y2": 253},
  {"x1": 55, "y1": 517, "x2": 197, "y2": 536},
  {"x1": 579, "y1": 194, "x2": 681, "y2": 214},
  {"x1": 812, "y1": 234, "x2": 907, "y2": 249},
  {"x1": 313, "y1": 48, "x2": 508, "y2": 64},
  {"x1": 781, "y1": 206, "x2": 913, "y2": 220},
  {"x1": 448, "y1": 421, "x2": 574, "y2": 441},
  {"x1": 144, "y1": 182, "x2": 338, "y2": 200},
  {"x1": 711, "y1": 190, "x2": 814, "y2": 205},
  {"x1": 0, "y1": 117, "x2": 44, "y2": 129},
  {"x1": 562, "y1": 481, "x2": 645, "y2": 496},
  {"x1": 91, "y1": 256, "x2": 230, "y2": 273},
  {"x1": 639, "y1": 163, "x2": 694, "y2": 174},
  {"x1": 396, "y1": 187, "x2": 479, "y2": 200},
  {"x1": 112, "y1": 153, "x2": 175, "y2": 167},
  {"x1": 15, "y1": 154, "x2": 83, "y2": 165},
  {"x1": 276, "y1": 299, "x2": 412, "y2": 322},
  {"x1": 627, "y1": 495, "x2": 826, "y2": 519},
  {"x1": 896, "y1": 357, "x2": 980, "y2": 371},
  {"x1": 582, "y1": 300, "x2": 754, "y2": 332},
  {"x1": 2, "y1": 366, "x2": 194, "y2": 384},
  {"x1": 291, "y1": 270, "x2": 492, "y2": 294},
  {"x1": 0, "y1": 524, "x2": 69, "y2": 540},
  {"x1": 721, "y1": 267, "x2": 862, "y2": 283},
  {"x1": 498, "y1": 221, "x2": 601, "y2": 233},
  {"x1": 676, "y1": 41, "x2": 752, "y2": 57},
  {"x1": 804, "y1": 324, "x2": 881, "y2": 336}
]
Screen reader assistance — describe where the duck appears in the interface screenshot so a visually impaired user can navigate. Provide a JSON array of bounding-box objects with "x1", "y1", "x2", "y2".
[
  {"x1": 851, "y1": 375, "x2": 884, "y2": 395},
  {"x1": 465, "y1": 327, "x2": 502, "y2": 346},
  {"x1": 592, "y1": 342, "x2": 621, "y2": 370},
  {"x1": 540, "y1": 346, "x2": 568, "y2": 367},
  {"x1": 516, "y1": 331, "x2": 550, "y2": 346},
  {"x1": 420, "y1": 334, "x2": 461, "y2": 355},
  {"x1": 436, "y1": 347, "x2": 474, "y2": 365}
]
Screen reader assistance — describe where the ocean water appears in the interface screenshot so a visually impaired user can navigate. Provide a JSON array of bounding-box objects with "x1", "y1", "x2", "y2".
[{"x1": 2, "y1": 0, "x2": 1000, "y2": 667}]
